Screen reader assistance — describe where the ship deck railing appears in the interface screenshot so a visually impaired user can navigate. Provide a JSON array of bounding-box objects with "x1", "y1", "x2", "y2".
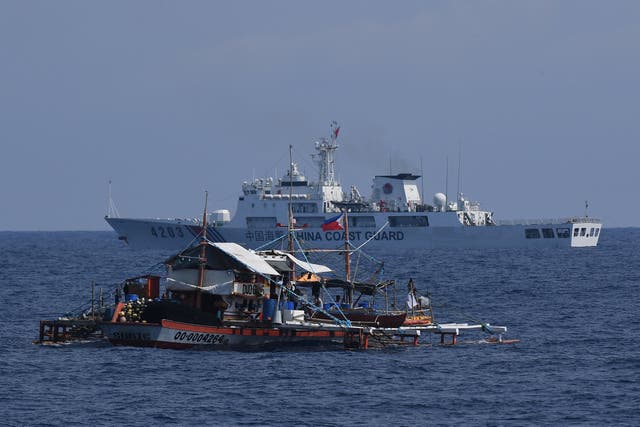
[{"x1": 495, "y1": 217, "x2": 601, "y2": 226}]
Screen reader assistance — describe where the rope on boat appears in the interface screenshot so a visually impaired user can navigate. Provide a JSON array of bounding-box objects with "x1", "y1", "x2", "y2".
[
  {"x1": 291, "y1": 231, "x2": 352, "y2": 327},
  {"x1": 352, "y1": 221, "x2": 390, "y2": 252},
  {"x1": 347, "y1": 241, "x2": 384, "y2": 269},
  {"x1": 254, "y1": 231, "x2": 288, "y2": 251}
]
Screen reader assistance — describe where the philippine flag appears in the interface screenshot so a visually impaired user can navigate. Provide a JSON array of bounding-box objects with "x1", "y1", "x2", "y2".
[{"x1": 322, "y1": 213, "x2": 344, "y2": 231}]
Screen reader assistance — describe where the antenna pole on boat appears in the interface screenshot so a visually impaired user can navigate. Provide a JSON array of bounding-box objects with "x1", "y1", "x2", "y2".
[
  {"x1": 287, "y1": 145, "x2": 295, "y2": 283},
  {"x1": 344, "y1": 209, "x2": 350, "y2": 283},
  {"x1": 343, "y1": 209, "x2": 354, "y2": 305},
  {"x1": 585, "y1": 200, "x2": 589, "y2": 218},
  {"x1": 196, "y1": 190, "x2": 209, "y2": 309},
  {"x1": 456, "y1": 143, "x2": 462, "y2": 203},
  {"x1": 445, "y1": 156, "x2": 449, "y2": 210},
  {"x1": 420, "y1": 156, "x2": 424, "y2": 206}
]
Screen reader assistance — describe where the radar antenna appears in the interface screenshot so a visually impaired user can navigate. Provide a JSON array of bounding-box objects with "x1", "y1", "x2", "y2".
[
  {"x1": 312, "y1": 121, "x2": 340, "y2": 185},
  {"x1": 585, "y1": 200, "x2": 589, "y2": 218}
]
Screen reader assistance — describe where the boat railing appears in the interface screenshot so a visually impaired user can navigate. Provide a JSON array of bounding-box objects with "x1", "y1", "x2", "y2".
[
  {"x1": 566, "y1": 217, "x2": 602, "y2": 224},
  {"x1": 495, "y1": 217, "x2": 602, "y2": 226},
  {"x1": 162, "y1": 217, "x2": 201, "y2": 223}
]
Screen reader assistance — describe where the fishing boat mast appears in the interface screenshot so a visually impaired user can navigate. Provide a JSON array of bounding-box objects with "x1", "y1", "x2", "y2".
[
  {"x1": 195, "y1": 191, "x2": 208, "y2": 309},
  {"x1": 344, "y1": 208, "x2": 354, "y2": 306},
  {"x1": 344, "y1": 210, "x2": 350, "y2": 282},
  {"x1": 287, "y1": 145, "x2": 295, "y2": 283}
]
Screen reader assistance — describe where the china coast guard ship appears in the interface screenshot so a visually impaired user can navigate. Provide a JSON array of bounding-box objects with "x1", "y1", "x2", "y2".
[{"x1": 106, "y1": 123, "x2": 602, "y2": 250}]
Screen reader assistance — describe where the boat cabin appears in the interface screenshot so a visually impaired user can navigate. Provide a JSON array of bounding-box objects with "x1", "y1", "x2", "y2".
[{"x1": 163, "y1": 243, "x2": 333, "y2": 323}]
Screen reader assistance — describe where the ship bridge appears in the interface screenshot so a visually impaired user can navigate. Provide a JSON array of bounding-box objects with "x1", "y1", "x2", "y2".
[{"x1": 371, "y1": 174, "x2": 422, "y2": 212}]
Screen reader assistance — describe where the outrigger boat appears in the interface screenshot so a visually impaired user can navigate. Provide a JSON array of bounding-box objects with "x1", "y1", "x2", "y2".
[
  {"x1": 37, "y1": 236, "x2": 511, "y2": 349},
  {"x1": 99, "y1": 200, "x2": 351, "y2": 349},
  {"x1": 95, "y1": 237, "x2": 467, "y2": 350}
]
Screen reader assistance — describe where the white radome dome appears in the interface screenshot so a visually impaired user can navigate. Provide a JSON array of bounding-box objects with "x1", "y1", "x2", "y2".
[{"x1": 433, "y1": 193, "x2": 447, "y2": 208}]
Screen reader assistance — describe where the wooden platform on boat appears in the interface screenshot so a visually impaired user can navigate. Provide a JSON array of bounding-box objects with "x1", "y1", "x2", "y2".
[
  {"x1": 342, "y1": 322, "x2": 512, "y2": 349},
  {"x1": 36, "y1": 318, "x2": 103, "y2": 344}
]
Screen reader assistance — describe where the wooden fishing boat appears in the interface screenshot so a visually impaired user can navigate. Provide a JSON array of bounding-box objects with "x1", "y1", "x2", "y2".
[
  {"x1": 99, "y1": 190, "x2": 354, "y2": 349},
  {"x1": 98, "y1": 238, "x2": 358, "y2": 349}
]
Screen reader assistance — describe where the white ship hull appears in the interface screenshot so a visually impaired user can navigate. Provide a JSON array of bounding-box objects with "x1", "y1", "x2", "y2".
[{"x1": 106, "y1": 215, "x2": 602, "y2": 250}]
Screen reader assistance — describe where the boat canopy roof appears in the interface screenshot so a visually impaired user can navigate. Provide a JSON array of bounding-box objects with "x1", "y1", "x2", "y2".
[
  {"x1": 259, "y1": 250, "x2": 332, "y2": 274},
  {"x1": 166, "y1": 242, "x2": 280, "y2": 276}
]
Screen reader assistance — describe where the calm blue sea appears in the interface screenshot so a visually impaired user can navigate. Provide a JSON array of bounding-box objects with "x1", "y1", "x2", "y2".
[{"x1": 1, "y1": 229, "x2": 639, "y2": 426}]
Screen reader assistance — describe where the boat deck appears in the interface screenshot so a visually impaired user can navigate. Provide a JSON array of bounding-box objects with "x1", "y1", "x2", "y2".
[{"x1": 35, "y1": 318, "x2": 103, "y2": 344}]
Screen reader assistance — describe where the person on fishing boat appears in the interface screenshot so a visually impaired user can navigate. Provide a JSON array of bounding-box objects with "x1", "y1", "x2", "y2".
[
  {"x1": 407, "y1": 278, "x2": 419, "y2": 310},
  {"x1": 212, "y1": 296, "x2": 228, "y2": 325},
  {"x1": 292, "y1": 286, "x2": 305, "y2": 309},
  {"x1": 123, "y1": 282, "x2": 130, "y2": 301},
  {"x1": 408, "y1": 278, "x2": 415, "y2": 293}
]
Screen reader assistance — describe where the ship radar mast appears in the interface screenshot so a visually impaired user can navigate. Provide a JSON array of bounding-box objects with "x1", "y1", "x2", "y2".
[{"x1": 312, "y1": 121, "x2": 340, "y2": 186}]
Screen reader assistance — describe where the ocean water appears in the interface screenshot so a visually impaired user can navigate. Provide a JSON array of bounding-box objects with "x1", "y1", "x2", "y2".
[{"x1": 1, "y1": 229, "x2": 639, "y2": 426}]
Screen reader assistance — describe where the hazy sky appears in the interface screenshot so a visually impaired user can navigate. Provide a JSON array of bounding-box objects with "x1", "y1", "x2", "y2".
[{"x1": 1, "y1": 1, "x2": 638, "y2": 230}]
